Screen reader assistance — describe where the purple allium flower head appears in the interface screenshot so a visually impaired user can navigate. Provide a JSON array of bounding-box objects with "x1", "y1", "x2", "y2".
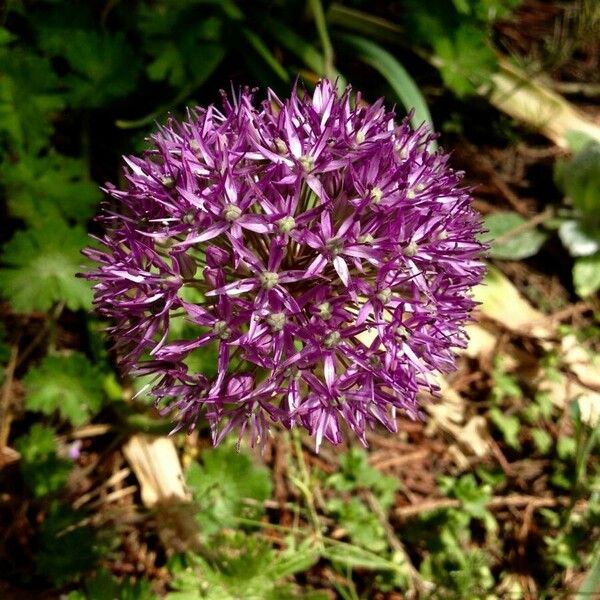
[{"x1": 84, "y1": 80, "x2": 486, "y2": 450}]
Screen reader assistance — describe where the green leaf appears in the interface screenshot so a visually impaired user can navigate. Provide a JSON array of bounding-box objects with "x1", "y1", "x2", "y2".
[
  {"x1": 147, "y1": 41, "x2": 225, "y2": 89},
  {"x1": 531, "y1": 428, "x2": 553, "y2": 455},
  {"x1": 167, "y1": 532, "x2": 311, "y2": 600},
  {"x1": 69, "y1": 569, "x2": 158, "y2": 600},
  {"x1": 337, "y1": 34, "x2": 434, "y2": 137},
  {"x1": 24, "y1": 352, "x2": 104, "y2": 425},
  {"x1": 482, "y1": 211, "x2": 547, "y2": 259},
  {"x1": 489, "y1": 407, "x2": 521, "y2": 450},
  {"x1": 242, "y1": 27, "x2": 289, "y2": 83},
  {"x1": 186, "y1": 445, "x2": 272, "y2": 535},
  {"x1": 555, "y1": 141, "x2": 600, "y2": 224},
  {"x1": 326, "y1": 448, "x2": 398, "y2": 510},
  {"x1": 573, "y1": 253, "x2": 600, "y2": 298},
  {"x1": 0, "y1": 27, "x2": 16, "y2": 45},
  {"x1": 433, "y1": 25, "x2": 497, "y2": 97},
  {"x1": 557, "y1": 436, "x2": 576, "y2": 460},
  {"x1": 576, "y1": 550, "x2": 600, "y2": 600},
  {"x1": 0, "y1": 48, "x2": 64, "y2": 151},
  {"x1": 266, "y1": 18, "x2": 325, "y2": 74},
  {"x1": 558, "y1": 220, "x2": 600, "y2": 257},
  {"x1": 0, "y1": 218, "x2": 92, "y2": 312},
  {"x1": 322, "y1": 541, "x2": 402, "y2": 573},
  {"x1": 35, "y1": 501, "x2": 110, "y2": 585},
  {"x1": 326, "y1": 497, "x2": 387, "y2": 553},
  {"x1": 2, "y1": 152, "x2": 101, "y2": 225},
  {"x1": 14, "y1": 424, "x2": 72, "y2": 497},
  {"x1": 38, "y1": 30, "x2": 140, "y2": 107}
]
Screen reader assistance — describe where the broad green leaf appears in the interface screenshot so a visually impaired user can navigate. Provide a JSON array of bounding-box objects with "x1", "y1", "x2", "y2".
[
  {"x1": 433, "y1": 25, "x2": 497, "y2": 97},
  {"x1": 558, "y1": 220, "x2": 600, "y2": 257},
  {"x1": 0, "y1": 219, "x2": 93, "y2": 312},
  {"x1": 186, "y1": 445, "x2": 272, "y2": 535},
  {"x1": 482, "y1": 211, "x2": 547, "y2": 259},
  {"x1": 337, "y1": 34, "x2": 434, "y2": 136},
  {"x1": 24, "y1": 352, "x2": 104, "y2": 425},
  {"x1": 573, "y1": 253, "x2": 600, "y2": 298},
  {"x1": 2, "y1": 152, "x2": 101, "y2": 225},
  {"x1": 14, "y1": 424, "x2": 72, "y2": 497}
]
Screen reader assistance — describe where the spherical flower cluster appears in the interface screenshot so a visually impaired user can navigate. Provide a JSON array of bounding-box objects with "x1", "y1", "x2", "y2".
[{"x1": 85, "y1": 80, "x2": 485, "y2": 450}]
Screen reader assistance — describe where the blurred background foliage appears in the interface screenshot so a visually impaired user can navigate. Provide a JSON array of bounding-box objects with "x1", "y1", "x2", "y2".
[{"x1": 1, "y1": 0, "x2": 599, "y2": 598}]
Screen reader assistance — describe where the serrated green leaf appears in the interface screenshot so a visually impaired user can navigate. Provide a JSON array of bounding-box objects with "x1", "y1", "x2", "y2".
[
  {"x1": 167, "y1": 532, "x2": 308, "y2": 600},
  {"x1": 0, "y1": 48, "x2": 65, "y2": 151},
  {"x1": 139, "y1": 9, "x2": 224, "y2": 88},
  {"x1": 326, "y1": 497, "x2": 387, "y2": 553},
  {"x1": 14, "y1": 424, "x2": 72, "y2": 497},
  {"x1": 326, "y1": 448, "x2": 398, "y2": 509},
  {"x1": 337, "y1": 34, "x2": 434, "y2": 136},
  {"x1": 482, "y1": 211, "x2": 547, "y2": 259},
  {"x1": 2, "y1": 152, "x2": 101, "y2": 224},
  {"x1": 24, "y1": 352, "x2": 104, "y2": 425},
  {"x1": 38, "y1": 30, "x2": 140, "y2": 107},
  {"x1": 573, "y1": 253, "x2": 600, "y2": 298},
  {"x1": 186, "y1": 445, "x2": 272, "y2": 535},
  {"x1": 35, "y1": 501, "x2": 109, "y2": 585},
  {"x1": 0, "y1": 219, "x2": 92, "y2": 312},
  {"x1": 433, "y1": 25, "x2": 497, "y2": 97}
]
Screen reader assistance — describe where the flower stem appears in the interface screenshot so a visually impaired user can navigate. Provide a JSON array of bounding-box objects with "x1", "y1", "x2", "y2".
[
  {"x1": 309, "y1": 0, "x2": 335, "y2": 80},
  {"x1": 290, "y1": 428, "x2": 323, "y2": 548}
]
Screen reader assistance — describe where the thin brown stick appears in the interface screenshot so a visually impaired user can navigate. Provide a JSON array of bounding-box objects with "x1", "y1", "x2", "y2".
[
  {"x1": 364, "y1": 491, "x2": 432, "y2": 595},
  {"x1": 0, "y1": 345, "x2": 18, "y2": 450},
  {"x1": 493, "y1": 206, "x2": 554, "y2": 246},
  {"x1": 395, "y1": 494, "x2": 567, "y2": 519},
  {"x1": 370, "y1": 449, "x2": 428, "y2": 470}
]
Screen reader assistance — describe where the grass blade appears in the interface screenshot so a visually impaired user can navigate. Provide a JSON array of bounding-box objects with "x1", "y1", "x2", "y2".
[{"x1": 337, "y1": 33, "x2": 434, "y2": 135}]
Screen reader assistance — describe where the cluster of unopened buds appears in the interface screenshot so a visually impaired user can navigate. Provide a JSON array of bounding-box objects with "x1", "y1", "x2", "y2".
[{"x1": 85, "y1": 80, "x2": 486, "y2": 450}]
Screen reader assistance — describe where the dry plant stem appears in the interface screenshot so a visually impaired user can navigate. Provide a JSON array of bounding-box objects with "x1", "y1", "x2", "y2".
[
  {"x1": 493, "y1": 206, "x2": 554, "y2": 246},
  {"x1": 0, "y1": 345, "x2": 18, "y2": 450},
  {"x1": 290, "y1": 429, "x2": 324, "y2": 548},
  {"x1": 16, "y1": 301, "x2": 64, "y2": 369},
  {"x1": 395, "y1": 494, "x2": 584, "y2": 519},
  {"x1": 364, "y1": 491, "x2": 430, "y2": 594}
]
